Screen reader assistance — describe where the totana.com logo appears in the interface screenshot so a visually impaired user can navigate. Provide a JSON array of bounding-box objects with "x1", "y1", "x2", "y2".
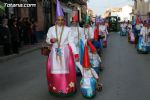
[{"x1": 4, "y1": 3, "x2": 36, "y2": 7}]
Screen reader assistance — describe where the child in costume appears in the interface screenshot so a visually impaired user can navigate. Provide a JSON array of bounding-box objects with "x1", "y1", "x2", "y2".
[
  {"x1": 137, "y1": 21, "x2": 149, "y2": 53},
  {"x1": 120, "y1": 21, "x2": 127, "y2": 36},
  {"x1": 87, "y1": 40, "x2": 102, "y2": 73},
  {"x1": 93, "y1": 16, "x2": 103, "y2": 57},
  {"x1": 80, "y1": 44, "x2": 102, "y2": 98},
  {"x1": 89, "y1": 52, "x2": 102, "y2": 74},
  {"x1": 80, "y1": 15, "x2": 103, "y2": 73},
  {"x1": 80, "y1": 15, "x2": 94, "y2": 65},
  {"x1": 128, "y1": 23, "x2": 135, "y2": 43},
  {"x1": 99, "y1": 19, "x2": 108, "y2": 48},
  {"x1": 134, "y1": 14, "x2": 143, "y2": 48}
]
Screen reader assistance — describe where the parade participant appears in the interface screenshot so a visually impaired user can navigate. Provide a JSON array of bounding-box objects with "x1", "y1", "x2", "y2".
[
  {"x1": 120, "y1": 21, "x2": 127, "y2": 36},
  {"x1": 137, "y1": 21, "x2": 149, "y2": 53},
  {"x1": 92, "y1": 16, "x2": 103, "y2": 54},
  {"x1": 80, "y1": 15, "x2": 95, "y2": 64},
  {"x1": 120, "y1": 22, "x2": 123, "y2": 35},
  {"x1": 82, "y1": 15, "x2": 94, "y2": 42},
  {"x1": 144, "y1": 19, "x2": 150, "y2": 52},
  {"x1": 86, "y1": 16, "x2": 102, "y2": 72},
  {"x1": 89, "y1": 52, "x2": 102, "y2": 74},
  {"x1": 81, "y1": 15, "x2": 102, "y2": 71},
  {"x1": 46, "y1": 0, "x2": 79, "y2": 96},
  {"x1": 134, "y1": 14, "x2": 143, "y2": 48},
  {"x1": 80, "y1": 44, "x2": 102, "y2": 98},
  {"x1": 99, "y1": 19, "x2": 108, "y2": 48},
  {"x1": 70, "y1": 10, "x2": 83, "y2": 75},
  {"x1": 127, "y1": 21, "x2": 131, "y2": 42},
  {"x1": 80, "y1": 15, "x2": 102, "y2": 72},
  {"x1": 128, "y1": 22, "x2": 135, "y2": 43},
  {"x1": 104, "y1": 19, "x2": 109, "y2": 36},
  {"x1": 105, "y1": 19, "x2": 109, "y2": 33},
  {"x1": 87, "y1": 39, "x2": 102, "y2": 73}
]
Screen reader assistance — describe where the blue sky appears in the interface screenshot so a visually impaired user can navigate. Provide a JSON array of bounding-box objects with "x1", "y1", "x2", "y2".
[{"x1": 87, "y1": 0, "x2": 134, "y2": 15}]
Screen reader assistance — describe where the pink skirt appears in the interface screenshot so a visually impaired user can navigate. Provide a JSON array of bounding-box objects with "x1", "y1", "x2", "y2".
[{"x1": 46, "y1": 45, "x2": 77, "y2": 96}]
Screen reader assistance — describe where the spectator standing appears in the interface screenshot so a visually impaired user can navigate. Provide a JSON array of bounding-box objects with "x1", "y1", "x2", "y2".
[
  {"x1": 31, "y1": 20, "x2": 38, "y2": 44},
  {"x1": 0, "y1": 18, "x2": 11, "y2": 55},
  {"x1": 25, "y1": 17, "x2": 32, "y2": 44},
  {"x1": 22, "y1": 17, "x2": 29, "y2": 45},
  {"x1": 17, "y1": 17, "x2": 24, "y2": 47},
  {"x1": 10, "y1": 19, "x2": 20, "y2": 54}
]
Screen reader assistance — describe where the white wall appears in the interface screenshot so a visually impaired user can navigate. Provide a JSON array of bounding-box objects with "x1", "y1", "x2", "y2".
[
  {"x1": 119, "y1": 5, "x2": 132, "y2": 21},
  {"x1": 110, "y1": 5, "x2": 132, "y2": 21}
]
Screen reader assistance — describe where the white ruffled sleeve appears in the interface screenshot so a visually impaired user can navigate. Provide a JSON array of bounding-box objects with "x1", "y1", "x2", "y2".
[
  {"x1": 46, "y1": 27, "x2": 53, "y2": 44},
  {"x1": 140, "y1": 27, "x2": 144, "y2": 35},
  {"x1": 68, "y1": 28, "x2": 78, "y2": 55},
  {"x1": 91, "y1": 68, "x2": 99, "y2": 79},
  {"x1": 89, "y1": 27, "x2": 94, "y2": 39}
]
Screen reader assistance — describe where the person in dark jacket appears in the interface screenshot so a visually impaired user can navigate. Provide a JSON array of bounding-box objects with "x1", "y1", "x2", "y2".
[
  {"x1": 22, "y1": 17, "x2": 29, "y2": 45},
  {"x1": 17, "y1": 17, "x2": 24, "y2": 47},
  {"x1": 10, "y1": 19, "x2": 20, "y2": 54},
  {"x1": 31, "y1": 20, "x2": 38, "y2": 44},
  {"x1": 0, "y1": 18, "x2": 12, "y2": 55}
]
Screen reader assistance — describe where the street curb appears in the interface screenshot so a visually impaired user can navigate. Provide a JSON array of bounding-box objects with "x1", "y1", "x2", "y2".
[{"x1": 0, "y1": 45, "x2": 41, "y2": 63}]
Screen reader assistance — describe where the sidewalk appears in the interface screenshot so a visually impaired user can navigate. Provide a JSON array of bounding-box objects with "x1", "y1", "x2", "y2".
[{"x1": 0, "y1": 43, "x2": 42, "y2": 63}]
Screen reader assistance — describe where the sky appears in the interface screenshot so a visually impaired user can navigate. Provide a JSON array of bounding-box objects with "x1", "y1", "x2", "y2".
[{"x1": 87, "y1": 0, "x2": 134, "y2": 15}]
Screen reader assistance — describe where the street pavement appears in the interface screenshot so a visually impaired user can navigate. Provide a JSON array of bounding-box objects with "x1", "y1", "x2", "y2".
[
  {"x1": 0, "y1": 33, "x2": 150, "y2": 100},
  {"x1": 0, "y1": 43, "x2": 42, "y2": 63}
]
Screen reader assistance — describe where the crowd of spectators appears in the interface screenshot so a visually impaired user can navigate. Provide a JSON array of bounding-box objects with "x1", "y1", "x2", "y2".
[{"x1": 0, "y1": 15, "x2": 38, "y2": 56}]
